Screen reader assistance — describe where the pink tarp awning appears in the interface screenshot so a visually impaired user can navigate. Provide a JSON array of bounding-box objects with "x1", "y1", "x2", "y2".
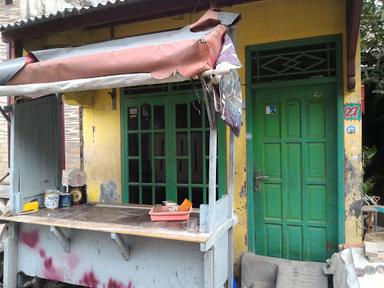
[{"x1": 4, "y1": 10, "x2": 240, "y2": 86}]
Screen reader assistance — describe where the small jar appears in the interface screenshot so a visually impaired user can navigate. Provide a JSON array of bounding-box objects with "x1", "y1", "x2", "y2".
[{"x1": 44, "y1": 190, "x2": 59, "y2": 209}]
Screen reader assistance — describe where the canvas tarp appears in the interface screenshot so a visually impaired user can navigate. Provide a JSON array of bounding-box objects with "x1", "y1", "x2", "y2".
[
  {"x1": 0, "y1": 9, "x2": 243, "y2": 135},
  {"x1": 0, "y1": 10, "x2": 240, "y2": 94}
]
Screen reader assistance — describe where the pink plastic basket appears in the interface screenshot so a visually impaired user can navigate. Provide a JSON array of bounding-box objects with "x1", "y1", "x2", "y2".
[{"x1": 149, "y1": 207, "x2": 192, "y2": 222}]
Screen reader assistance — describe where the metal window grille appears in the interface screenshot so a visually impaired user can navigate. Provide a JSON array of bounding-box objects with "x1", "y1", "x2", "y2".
[
  {"x1": 122, "y1": 83, "x2": 225, "y2": 207},
  {"x1": 251, "y1": 41, "x2": 337, "y2": 83}
]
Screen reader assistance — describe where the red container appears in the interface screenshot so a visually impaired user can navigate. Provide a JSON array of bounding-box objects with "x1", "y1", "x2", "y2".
[{"x1": 149, "y1": 207, "x2": 192, "y2": 222}]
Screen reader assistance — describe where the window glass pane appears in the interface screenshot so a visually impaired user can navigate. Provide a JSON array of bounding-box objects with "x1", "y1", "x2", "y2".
[
  {"x1": 142, "y1": 187, "x2": 152, "y2": 205},
  {"x1": 141, "y1": 133, "x2": 152, "y2": 183},
  {"x1": 177, "y1": 187, "x2": 189, "y2": 204},
  {"x1": 141, "y1": 104, "x2": 151, "y2": 129},
  {"x1": 155, "y1": 187, "x2": 166, "y2": 204},
  {"x1": 176, "y1": 132, "x2": 188, "y2": 156},
  {"x1": 128, "y1": 107, "x2": 138, "y2": 130},
  {"x1": 128, "y1": 134, "x2": 139, "y2": 156},
  {"x1": 129, "y1": 186, "x2": 139, "y2": 204},
  {"x1": 191, "y1": 101, "x2": 202, "y2": 128},
  {"x1": 192, "y1": 188, "x2": 203, "y2": 208},
  {"x1": 128, "y1": 160, "x2": 139, "y2": 182},
  {"x1": 176, "y1": 104, "x2": 188, "y2": 128},
  {"x1": 154, "y1": 133, "x2": 165, "y2": 156},
  {"x1": 191, "y1": 132, "x2": 203, "y2": 184},
  {"x1": 154, "y1": 105, "x2": 165, "y2": 129},
  {"x1": 155, "y1": 159, "x2": 165, "y2": 183},
  {"x1": 177, "y1": 159, "x2": 188, "y2": 184}
]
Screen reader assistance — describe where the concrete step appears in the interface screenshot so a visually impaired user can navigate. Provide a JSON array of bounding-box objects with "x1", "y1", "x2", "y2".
[
  {"x1": 275, "y1": 260, "x2": 327, "y2": 288},
  {"x1": 241, "y1": 252, "x2": 328, "y2": 288}
]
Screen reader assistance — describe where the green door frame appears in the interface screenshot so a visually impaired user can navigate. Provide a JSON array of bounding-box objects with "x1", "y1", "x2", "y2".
[{"x1": 245, "y1": 35, "x2": 344, "y2": 252}]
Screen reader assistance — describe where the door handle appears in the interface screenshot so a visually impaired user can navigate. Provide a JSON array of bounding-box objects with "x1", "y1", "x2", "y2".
[{"x1": 254, "y1": 170, "x2": 269, "y2": 192}]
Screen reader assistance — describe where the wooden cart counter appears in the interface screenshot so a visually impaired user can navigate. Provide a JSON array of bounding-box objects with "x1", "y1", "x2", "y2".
[{"x1": 0, "y1": 204, "x2": 211, "y2": 243}]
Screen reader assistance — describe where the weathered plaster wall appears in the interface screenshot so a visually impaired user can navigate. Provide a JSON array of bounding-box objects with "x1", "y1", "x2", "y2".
[
  {"x1": 21, "y1": 0, "x2": 362, "y2": 270},
  {"x1": 343, "y1": 45, "x2": 363, "y2": 245},
  {"x1": 82, "y1": 89, "x2": 122, "y2": 203}
]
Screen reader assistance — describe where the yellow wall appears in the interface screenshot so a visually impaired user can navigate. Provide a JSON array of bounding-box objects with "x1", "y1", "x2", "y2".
[
  {"x1": 81, "y1": 89, "x2": 122, "y2": 203},
  {"x1": 23, "y1": 0, "x2": 362, "y2": 270}
]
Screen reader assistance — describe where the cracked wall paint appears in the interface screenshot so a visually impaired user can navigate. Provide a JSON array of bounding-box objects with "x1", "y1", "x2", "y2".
[
  {"x1": 100, "y1": 180, "x2": 119, "y2": 203},
  {"x1": 343, "y1": 44, "x2": 363, "y2": 244}
]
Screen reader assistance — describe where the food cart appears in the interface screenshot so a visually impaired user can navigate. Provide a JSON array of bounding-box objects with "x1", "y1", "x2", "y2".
[{"x1": 0, "y1": 10, "x2": 242, "y2": 288}]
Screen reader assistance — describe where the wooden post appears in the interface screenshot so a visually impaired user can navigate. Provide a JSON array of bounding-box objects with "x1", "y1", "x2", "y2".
[
  {"x1": 200, "y1": 76, "x2": 217, "y2": 233},
  {"x1": 346, "y1": 0, "x2": 363, "y2": 91},
  {"x1": 9, "y1": 110, "x2": 17, "y2": 213},
  {"x1": 204, "y1": 249, "x2": 214, "y2": 288},
  {"x1": 3, "y1": 222, "x2": 18, "y2": 288},
  {"x1": 227, "y1": 131, "x2": 235, "y2": 288},
  {"x1": 208, "y1": 125, "x2": 217, "y2": 232}
]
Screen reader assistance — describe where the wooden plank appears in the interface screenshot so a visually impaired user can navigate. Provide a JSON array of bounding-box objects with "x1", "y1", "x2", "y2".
[
  {"x1": 12, "y1": 95, "x2": 62, "y2": 211},
  {"x1": 204, "y1": 249, "x2": 214, "y2": 288},
  {"x1": 208, "y1": 126, "x2": 218, "y2": 232},
  {"x1": 3, "y1": 222, "x2": 18, "y2": 288},
  {"x1": 9, "y1": 111, "x2": 15, "y2": 212},
  {"x1": 215, "y1": 195, "x2": 229, "y2": 228},
  {"x1": 17, "y1": 224, "x2": 206, "y2": 287},
  {"x1": 200, "y1": 218, "x2": 233, "y2": 252},
  {"x1": 362, "y1": 205, "x2": 384, "y2": 214},
  {"x1": 1, "y1": 214, "x2": 210, "y2": 243},
  {"x1": 208, "y1": 127, "x2": 217, "y2": 232},
  {"x1": 0, "y1": 205, "x2": 211, "y2": 243},
  {"x1": 346, "y1": 0, "x2": 363, "y2": 91},
  {"x1": 200, "y1": 78, "x2": 218, "y2": 233},
  {"x1": 227, "y1": 131, "x2": 235, "y2": 288}
]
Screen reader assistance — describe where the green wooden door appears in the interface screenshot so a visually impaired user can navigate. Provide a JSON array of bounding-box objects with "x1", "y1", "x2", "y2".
[{"x1": 253, "y1": 83, "x2": 338, "y2": 261}]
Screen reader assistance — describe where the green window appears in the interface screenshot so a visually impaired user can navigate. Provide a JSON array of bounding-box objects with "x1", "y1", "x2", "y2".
[{"x1": 121, "y1": 84, "x2": 226, "y2": 208}]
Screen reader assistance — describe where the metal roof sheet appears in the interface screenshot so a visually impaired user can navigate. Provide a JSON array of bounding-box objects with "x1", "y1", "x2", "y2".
[
  {"x1": 0, "y1": 0, "x2": 141, "y2": 31},
  {"x1": 1, "y1": 10, "x2": 240, "y2": 86}
]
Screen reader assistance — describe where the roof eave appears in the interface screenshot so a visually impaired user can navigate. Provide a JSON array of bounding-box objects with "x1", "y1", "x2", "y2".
[{"x1": 1, "y1": 0, "x2": 256, "y2": 42}]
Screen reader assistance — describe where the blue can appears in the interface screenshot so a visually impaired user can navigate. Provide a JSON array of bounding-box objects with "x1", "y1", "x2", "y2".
[{"x1": 59, "y1": 193, "x2": 72, "y2": 208}]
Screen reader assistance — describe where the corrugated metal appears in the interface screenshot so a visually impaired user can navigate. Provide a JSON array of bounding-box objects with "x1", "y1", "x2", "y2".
[
  {"x1": 0, "y1": 0, "x2": 141, "y2": 31},
  {"x1": 12, "y1": 95, "x2": 62, "y2": 210},
  {"x1": 0, "y1": 57, "x2": 26, "y2": 84}
]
